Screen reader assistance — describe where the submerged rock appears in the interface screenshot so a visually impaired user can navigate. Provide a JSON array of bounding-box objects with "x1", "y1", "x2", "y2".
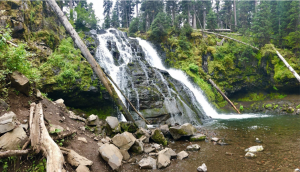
[
  {"x1": 177, "y1": 151, "x2": 189, "y2": 160},
  {"x1": 151, "y1": 129, "x2": 167, "y2": 146},
  {"x1": 186, "y1": 144, "x2": 200, "y2": 151},
  {"x1": 197, "y1": 163, "x2": 207, "y2": 172},
  {"x1": 138, "y1": 157, "x2": 156, "y2": 169},
  {"x1": 158, "y1": 148, "x2": 177, "y2": 159},
  {"x1": 245, "y1": 145, "x2": 264, "y2": 153},
  {"x1": 98, "y1": 143, "x2": 123, "y2": 171},
  {"x1": 190, "y1": 134, "x2": 206, "y2": 141},
  {"x1": 169, "y1": 123, "x2": 197, "y2": 140},
  {"x1": 245, "y1": 152, "x2": 256, "y2": 158}
]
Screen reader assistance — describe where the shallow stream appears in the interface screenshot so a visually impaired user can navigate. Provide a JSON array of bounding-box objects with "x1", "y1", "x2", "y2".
[{"x1": 123, "y1": 115, "x2": 300, "y2": 172}]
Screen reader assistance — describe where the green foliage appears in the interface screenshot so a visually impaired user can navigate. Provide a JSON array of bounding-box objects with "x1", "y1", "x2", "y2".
[
  {"x1": 74, "y1": 2, "x2": 98, "y2": 31},
  {"x1": 239, "y1": 105, "x2": 244, "y2": 111},
  {"x1": 149, "y1": 12, "x2": 172, "y2": 41},
  {"x1": 237, "y1": 93, "x2": 267, "y2": 102},
  {"x1": 40, "y1": 37, "x2": 94, "y2": 92},
  {"x1": 206, "y1": 9, "x2": 217, "y2": 29},
  {"x1": 296, "y1": 104, "x2": 300, "y2": 109},
  {"x1": 189, "y1": 63, "x2": 199, "y2": 73},
  {"x1": 129, "y1": 17, "x2": 139, "y2": 37}
]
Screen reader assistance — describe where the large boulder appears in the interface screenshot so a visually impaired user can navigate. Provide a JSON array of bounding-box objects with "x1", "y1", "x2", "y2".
[
  {"x1": 158, "y1": 148, "x2": 177, "y2": 159},
  {"x1": 106, "y1": 116, "x2": 121, "y2": 133},
  {"x1": 112, "y1": 131, "x2": 136, "y2": 151},
  {"x1": 0, "y1": 126, "x2": 27, "y2": 150},
  {"x1": 151, "y1": 129, "x2": 167, "y2": 146},
  {"x1": 120, "y1": 121, "x2": 138, "y2": 133},
  {"x1": 66, "y1": 150, "x2": 93, "y2": 167},
  {"x1": 98, "y1": 143, "x2": 123, "y2": 171},
  {"x1": 169, "y1": 123, "x2": 197, "y2": 140},
  {"x1": 10, "y1": 71, "x2": 30, "y2": 96},
  {"x1": 87, "y1": 114, "x2": 99, "y2": 126},
  {"x1": 0, "y1": 111, "x2": 17, "y2": 134},
  {"x1": 157, "y1": 153, "x2": 170, "y2": 169},
  {"x1": 177, "y1": 151, "x2": 189, "y2": 160},
  {"x1": 130, "y1": 139, "x2": 144, "y2": 154},
  {"x1": 139, "y1": 157, "x2": 157, "y2": 169},
  {"x1": 135, "y1": 127, "x2": 151, "y2": 142}
]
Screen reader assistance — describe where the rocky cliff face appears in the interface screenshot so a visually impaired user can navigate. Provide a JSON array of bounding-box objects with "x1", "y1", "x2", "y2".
[{"x1": 97, "y1": 29, "x2": 206, "y2": 125}]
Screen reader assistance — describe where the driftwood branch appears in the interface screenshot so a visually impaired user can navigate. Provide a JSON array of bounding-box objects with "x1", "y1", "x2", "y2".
[
  {"x1": 272, "y1": 46, "x2": 300, "y2": 83},
  {"x1": 208, "y1": 79, "x2": 241, "y2": 114},
  {"x1": 47, "y1": 0, "x2": 135, "y2": 123},
  {"x1": 103, "y1": 71, "x2": 150, "y2": 125},
  {"x1": 21, "y1": 138, "x2": 31, "y2": 150},
  {"x1": 29, "y1": 103, "x2": 65, "y2": 172},
  {"x1": 0, "y1": 149, "x2": 31, "y2": 158}
]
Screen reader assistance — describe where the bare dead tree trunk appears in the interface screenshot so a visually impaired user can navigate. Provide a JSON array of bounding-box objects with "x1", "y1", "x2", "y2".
[
  {"x1": 136, "y1": 1, "x2": 138, "y2": 16},
  {"x1": 272, "y1": 46, "x2": 300, "y2": 83},
  {"x1": 30, "y1": 103, "x2": 65, "y2": 172},
  {"x1": 47, "y1": 0, "x2": 135, "y2": 122},
  {"x1": 203, "y1": 9, "x2": 206, "y2": 30},
  {"x1": 234, "y1": 0, "x2": 237, "y2": 31},
  {"x1": 193, "y1": 3, "x2": 197, "y2": 29},
  {"x1": 208, "y1": 79, "x2": 241, "y2": 114}
]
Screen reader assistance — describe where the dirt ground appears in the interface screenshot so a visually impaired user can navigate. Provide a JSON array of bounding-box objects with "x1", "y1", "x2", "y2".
[{"x1": 0, "y1": 88, "x2": 110, "y2": 172}]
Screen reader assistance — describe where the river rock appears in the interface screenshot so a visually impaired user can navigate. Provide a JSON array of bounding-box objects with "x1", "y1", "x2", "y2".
[
  {"x1": 78, "y1": 137, "x2": 88, "y2": 143},
  {"x1": 0, "y1": 126, "x2": 27, "y2": 150},
  {"x1": 160, "y1": 125, "x2": 169, "y2": 136},
  {"x1": 144, "y1": 146, "x2": 156, "y2": 153},
  {"x1": 245, "y1": 152, "x2": 256, "y2": 158},
  {"x1": 296, "y1": 109, "x2": 300, "y2": 115},
  {"x1": 10, "y1": 71, "x2": 30, "y2": 96},
  {"x1": 135, "y1": 120, "x2": 147, "y2": 129},
  {"x1": 87, "y1": 114, "x2": 99, "y2": 126},
  {"x1": 157, "y1": 153, "x2": 170, "y2": 169},
  {"x1": 135, "y1": 127, "x2": 151, "y2": 142},
  {"x1": 76, "y1": 165, "x2": 90, "y2": 172},
  {"x1": 151, "y1": 129, "x2": 167, "y2": 146},
  {"x1": 211, "y1": 137, "x2": 219, "y2": 142},
  {"x1": 0, "y1": 111, "x2": 17, "y2": 134},
  {"x1": 130, "y1": 138, "x2": 144, "y2": 154},
  {"x1": 98, "y1": 143, "x2": 123, "y2": 171},
  {"x1": 112, "y1": 131, "x2": 136, "y2": 151},
  {"x1": 287, "y1": 107, "x2": 294, "y2": 113},
  {"x1": 186, "y1": 144, "x2": 200, "y2": 151},
  {"x1": 0, "y1": 99, "x2": 8, "y2": 110},
  {"x1": 197, "y1": 163, "x2": 207, "y2": 172},
  {"x1": 106, "y1": 116, "x2": 120, "y2": 132},
  {"x1": 169, "y1": 123, "x2": 197, "y2": 140},
  {"x1": 158, "y1": 148, "x2": 177, "y2": 159},
  {"x1": 294, "y1": 168, "x2": 300, "y2": 172},
  {"x1": 55, "y1": 99, "x2": 64, "y2": 104},
  {"x1": 152, "y1": 143, "x2": 161, "y2": 150},
  {"x1": 120, "y1": 121, "x2": 138, "y2": 133},
  {"x1": 190, "y1": 134, "x2": 206, "y2": 141},
  {"x1": 66, "y1": 150, "x2": 93, "y2": 167},
  {"x1": 177, "y1": 151, "x2": 189, "y2": 160},
  {"x1": 138, "y1": 157, "x2": 157, "y2": 169},
  {"x1": 245, "y1": 145, "x2": 264, "y2": 153},
  {"x1": 120, "y1": 149, "x2": 130, "y2": 161}
]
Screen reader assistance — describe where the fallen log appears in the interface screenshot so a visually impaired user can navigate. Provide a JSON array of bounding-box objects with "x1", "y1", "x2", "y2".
[
  {"x1": 103, "y1": 71, "x2": 150, "y2": 125},
  {"x1": 29, "y1": 103, "x2": 65, "y2": 172},
  {"x1": 47, "y1": 0, "x2": 135, "y2": 123},
  {"x1": 272, "y1": 46, "x2": 300, "y2": 83},
  {"x1": 208, "y1": 79, "x2": 241, "y2": 114},
  {"x1": 0, "y1": 149, "x2": 30, "y2": 158}
]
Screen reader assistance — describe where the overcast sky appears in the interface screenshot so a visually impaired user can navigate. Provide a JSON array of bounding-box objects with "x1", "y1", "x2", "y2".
[{"x1": 86, "y1": 0, "x2": 105, "y2": 25}]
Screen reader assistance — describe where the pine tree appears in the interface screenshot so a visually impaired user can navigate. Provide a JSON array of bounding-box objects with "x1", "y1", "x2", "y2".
[
  {"x1": 237, "y1": 1, "x2": 255, "y2": 34},
  {"x1": 251, "y1": 1, "x2": 273, "y2": 46},
  {"x1": 129, "y1": 17, "x2": 139, "y2": 36},
  {"x1": 149, "y1": 12, "x2": 172, "y2": 41},
  {"x1": 206, "y1": 9, "x2": 217, "y2": 30}
]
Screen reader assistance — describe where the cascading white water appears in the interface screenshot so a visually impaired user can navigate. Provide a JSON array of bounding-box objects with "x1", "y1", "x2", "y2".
[
  {"x1": 96, "y1": 28, "x2": 268, "y2": 123},
  {"x1": 137, "y1": 38, "x2": 269, "y2": 120}
]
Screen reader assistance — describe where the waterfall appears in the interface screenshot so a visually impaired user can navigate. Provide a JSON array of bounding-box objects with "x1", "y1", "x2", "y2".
[{"x1": 95, "y1": 28, "x2": 266, "y2": 124}]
